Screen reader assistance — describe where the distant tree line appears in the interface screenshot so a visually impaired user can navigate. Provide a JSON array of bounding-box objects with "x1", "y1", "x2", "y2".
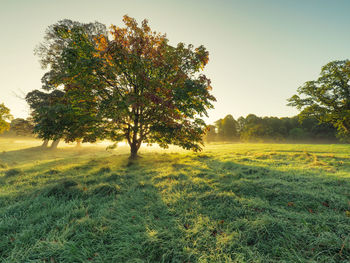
[
  {"x1": 206, "y1": 60, "x2": 350, "y2": 144},
  {"x1": 4, "y1": 113, "x2": 340, "y2": 144},
  {"x1": 205, "y1": 114, "x2": 340, "y2": 143}
]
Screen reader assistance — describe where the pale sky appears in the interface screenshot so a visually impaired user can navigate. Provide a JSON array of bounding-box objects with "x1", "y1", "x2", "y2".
[{"x1": 1, "y1": 0, "x2": 350, "y2": 123}]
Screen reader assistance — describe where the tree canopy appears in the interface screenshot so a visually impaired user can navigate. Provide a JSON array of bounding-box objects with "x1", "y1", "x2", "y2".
[
  {"x1": 31, "y1": 16, "x2": 215, "y2": 157},
  {"x1": 288, "y1": 60, "x2": 350, "y2": 140}
]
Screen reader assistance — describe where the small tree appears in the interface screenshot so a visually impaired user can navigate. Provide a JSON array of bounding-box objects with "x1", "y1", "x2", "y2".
[
  {"x1": 0, "y1": 103, "x2": 13, "y2": 134},
  {"x1": 30, "y1": 20, "x2": 107, "y2": 148},
  {"x1": 288, "y1": 60, "x2": 350, "y2": 140}
]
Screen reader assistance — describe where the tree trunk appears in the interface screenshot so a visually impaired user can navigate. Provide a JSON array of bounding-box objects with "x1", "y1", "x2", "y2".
[
  {"x1": 51, "y1": 139, "x2": 60, "y2": 149},
  {"x1": 129, "y1": 142, "x2": 139, "y2": 159},
  {"x1": 76, "y1": 139, "x2": 82, "y2": 148},
  {"x1": 41, "y1": 139, "x2": 49, "y2": 148}
]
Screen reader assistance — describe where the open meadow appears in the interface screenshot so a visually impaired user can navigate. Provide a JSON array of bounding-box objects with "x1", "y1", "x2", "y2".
[
  {"x1": 0, "y1": 138, "x2": 349, "y2": 262},
  {"x1": 2, "y1": 0, "x2": 350, "y2": 262}
]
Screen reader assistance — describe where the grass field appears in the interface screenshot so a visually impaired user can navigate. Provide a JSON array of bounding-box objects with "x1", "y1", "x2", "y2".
[{"x1": 0, "y1": 138, "x2": 350, "y2": 262}]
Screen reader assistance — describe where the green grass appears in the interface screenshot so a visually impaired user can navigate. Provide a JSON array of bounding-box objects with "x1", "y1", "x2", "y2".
[{"x1": 0, "y1": 138, "x2": 350, "y2": 262}]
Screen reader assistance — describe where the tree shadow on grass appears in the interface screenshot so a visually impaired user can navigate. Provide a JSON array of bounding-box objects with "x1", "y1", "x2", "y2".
[
  {"x1": 0, "y1": 157, "x2": 193, "y2": 262},
  {"x1": 1, "y1": 152, "x2": 350, "y2": 262},
  {"x1": 154, "y1": 155, "x2": 350, "y2": 262}
]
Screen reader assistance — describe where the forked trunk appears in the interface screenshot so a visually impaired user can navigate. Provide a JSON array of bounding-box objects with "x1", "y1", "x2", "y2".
[
  {"x1": 76, "y1": 140, "x2": 82, "y2": 148},
  {"x1": 41, "y1": 139, "x2": 49, "y2": 148},
  {"x1": 51, "y1": 139, "x2": 60, "y2": 149}
]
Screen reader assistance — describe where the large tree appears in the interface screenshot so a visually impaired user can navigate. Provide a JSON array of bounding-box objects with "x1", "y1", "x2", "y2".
[
  {"x1": 25, "y1": 90, "x2": 69, "y2": 148},
  {"x1": 288, "y1": 60, "x2": 350, "y2": 140},
  {"x1": 28, "y1": 20, "x2": 107, "y2": 148},
  {"x1": 0, "y1": 103, "x2": 13, "y2": 134},
  {"x1": 37, "y1": 16, "x2": 215, "y2": 158}
]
